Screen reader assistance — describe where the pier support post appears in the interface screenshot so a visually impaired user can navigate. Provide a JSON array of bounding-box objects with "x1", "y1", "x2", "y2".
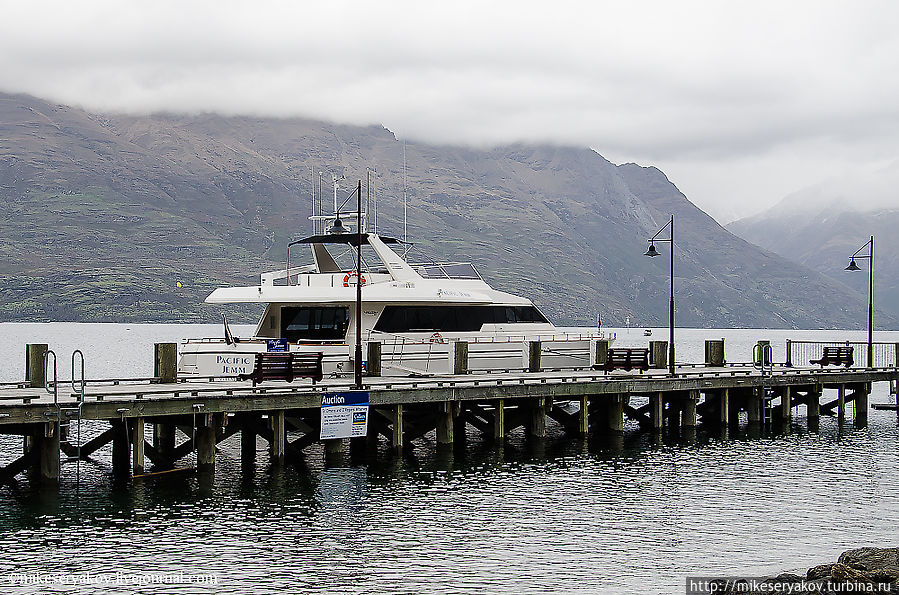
[
  {"x1": 683, "y1": 391, "x2": 698, "y2": 428},
  {"x1": 748, "y1": 388, "x2": 762, "y2": 426},
  {"x1": 153, "y1": 423, "x2": 176, "y2": 468},
  {"x1": 132, "y1": 418, "x2": 145, "y2": 475},
  {"x1": 854, "y1": 384, "x2": 869, "y2": 428},
  {"x1": 780, "y1": 386, "x2": 792, "y2": 424},
  {"x1": 527, "y1": 397, "x2": 546, "y2": 439},
  {"x1": 36, "y1": 423, "x2": 60, "y2": 484},
  {"x1": 196, "y1": 415, "x2": 215, "y2": 474},
  {"x1": 241, "y1": 423, "x2": 256, "y2": 469},
  {"x1": 367, "y1": 342, "x2": 381, "y2": 377},
  {"x1": 324, "y1": 439, "x2": 345, "y2": 465},
  {"x1": 494, "y1": 399, "x2": 506, "y2": 442},
  {"x1": 808, "y1": 386, "x2": 821, "y2": 433},
  {"x1": 25, "y1": 344, "x2": 49, "y2": 388},
  {"x1": 578, "y1": 396, "x2": 589, "y2": 437},
  {"x1": 270, "y1": 410, "x2": 286, "y2": 466},
  {"x1": 837, "y1": 385, "x2": 846, "y2": 426},
  {"x1": 436, "y1": 402, "x2": 454, "y2": 446},
  {"x1": 528, "y1": 341, "x2": 542, "y2": 373},
  {"x1": 391, "y1": 404, "x2": 404, "y2": 454},
  {"x1": 154, "y1": 343, "x2": 178, "y2": 383},
  {"x1": 718, "y1": 389, "x2": 730, "y2": 427},
  {"x1": 452, "y1": 402, "x2": 466, "y2": 448},
  {"x1": 650, "y1": 392, "x2": 663, "y2": 432},
  {"x1": 605, "y1": 394, "x2": 625, "y2": 434},
  {"x1": 453, "y1": 342, "x2": 469, "y2": 375},
  {"x1": 111, "y1": 419, "x2": 130, "y2": 478}
]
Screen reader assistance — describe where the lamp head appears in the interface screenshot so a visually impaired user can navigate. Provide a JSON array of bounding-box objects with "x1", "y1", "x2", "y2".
[
  {"x1": 328, "y1": 217, "x2": 346, "y2": 234},
  {"x1": 645, "y1": 242, "x2": 660, "y2": 257},
  {"x1": 845, "y1": 258, "x2": 861, "y2": 271}
]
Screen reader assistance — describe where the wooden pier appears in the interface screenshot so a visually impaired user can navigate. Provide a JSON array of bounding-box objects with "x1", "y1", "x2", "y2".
[{"x1": 1, "y1": 341, "x2": 897, "y2": 488}]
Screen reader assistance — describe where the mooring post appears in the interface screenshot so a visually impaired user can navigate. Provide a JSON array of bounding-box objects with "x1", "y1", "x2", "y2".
[
  {"x1": 436, "y1": 401, "x2": 454, "y2": 446},
  {"x1": 25, "y1": 344, "x2": 49, "y2": 388},
  {"x1": 528, "y1": 341, "x2": 542, "y2": 373},
  {"x1": 527, "y1": 397, "x2": 546, "y2": 439},
  {"x1": 594, "y1": 340, "x2": 609, "y2": 368},
  {"x1": 132, "y1": 417, "x2": 145, "y2": 475},
  {"x1": 837, "y1": 384, "x2": 846, "y2": 426},
  {"x1": 578, "y1": 395, "x2": 589, "y2": 437},
  {"x1": 36, "y1": 423, "x2": 60, "y2": 485},
  {"x1": 366, "y1": 341, "x2": 381, "y2": 377},
  {"x1": 270, "y1": 410, "x2": 286, "y2": 465},
  {"x1": 705, "y1": 339, "x2": 725, "y2": 366},
  {"x1": 650, "y1": 341, "x2": 668, "y2": 369},
  {"x1": 111, "y1": 419, "x2": 131, "y2": 478},
  {"x1": 195, "y1": 415, "x2": 215, "y2": 474},
  {"x1": 650, "y1": 392, "x2": 663, "y2": 432},
  {"x1": 854, "y1": 383, "x2": 869, "y2": 428},
  {"x1": 154, "y1": 343, "x2": 178, "y2": 383},
  {"x1": 718, "y1": 389, "x2": 730, "y2": 427},
  {"x1": 391, "y1": 404, "x2": 404, "y2": 454},
  {"x1": 453, "y1": 341, "x2": 469, "y2": 375},
  {"x1": 493, "y1": 399, "x2": 506, "y2": 442}
]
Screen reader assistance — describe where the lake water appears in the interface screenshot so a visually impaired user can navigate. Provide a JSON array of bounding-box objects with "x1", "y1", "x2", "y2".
[{"x1": 0, "y1": 324, "x2": 897, "y2": 594}]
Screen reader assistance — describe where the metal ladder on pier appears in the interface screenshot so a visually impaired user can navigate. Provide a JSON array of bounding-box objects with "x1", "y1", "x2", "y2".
[
  {"x1": 753, "y1": 342, "x2": 775, "y2": 427},
  {"x1": 44, "y1": 350, "x2": 86, "y2": 489}
]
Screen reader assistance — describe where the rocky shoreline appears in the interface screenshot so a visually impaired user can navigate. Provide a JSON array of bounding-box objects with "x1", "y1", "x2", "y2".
[{"x1": 706, "y1": 547, "x2": 899, "y2": 594}]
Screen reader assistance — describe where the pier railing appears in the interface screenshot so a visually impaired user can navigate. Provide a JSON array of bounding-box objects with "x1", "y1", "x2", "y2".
[{"x1": 786, "y1": 340, "x2": 899, "y2": 369}]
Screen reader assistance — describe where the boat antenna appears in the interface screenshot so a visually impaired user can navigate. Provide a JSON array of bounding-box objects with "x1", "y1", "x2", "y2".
[
  {"x1": 403, "y1": 141, "x2": 408, "y2": 257},
  {"x1": 366, "y1": 168, "x2": 371, "y2": 234},
  {"x1": 318, "y1": 171, "x2": 323, "y2": 235}
]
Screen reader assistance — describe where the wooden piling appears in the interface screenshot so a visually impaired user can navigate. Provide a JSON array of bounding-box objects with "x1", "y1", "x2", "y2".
[
  {"x1": 650, "y1": 341, "x2": 668, "y2": 369},
  {"x1": 578, "y1": 396, "x2": 589, "y2": 437},
  {"x1": 270, "y1": 410, "x2": 286, "y2": 465},
  {"x1": 807, "y1": 386, "x2": 821, "y2": 432},
  {"x1": 650, "y1": 392, "x2": 663, "y2": 432},
  {"x1": 493, "y1": 399, "x2": 506, "y2": 442},
  {"x1": 837, "y1": 385, "x2": 846, "y2": 425},
  {"x1": 594, "y1": 340, "x2": 609, "y2": 368},
  {"x1": 683, "y1": 391, "x2": 698, "y2": 428},
  {"x1": 325, "y1": 439, "x2": 345, "y2": 461},
  {"x1": 241, "y1": 424, "x2": 256, "y2": 468},
  {"x1": 132, "y1": 418, "x2": 145, "y2": 475},
  {"x1": 436, "y1": 402, "x2": 454, "y2": 446},
  {"x1": 153, "y1": 423, "x2": 176, "y2": 468},
  {"x1": 854, "y1": 384, "x2": 869, "y2": 428},
  {"x1": 25, "y1": 344, "x2": 48, "y2": 389},
  {"x1": 718, "y1": 389, "x2": 730, "y2": 427},
  {"x1": 705, "y1": 339, "x2": 725, "y2": 366},
  {"x1": 366, "y1": 341, "x2": 381, "y2": 377},
  {"x1": 527, "y1": 397, "x2": 546, "y2": 439},
  {"x1": 748, "y1": 388, "x2": 762, "y2": 425},
  {"x1": 37, "y1": 423, "x2": 60, "y2": 484},
  {"x1": 111, "y1": 419, "x2": 130, "y2": 477},
  {"x1": 154, "y1": 343, "x2": 178, "y2": 383},
  {"x1": 528, "y1": 341, "x2": 542, "y2": 373},
  {"x1": 195, "y1": 415, "x2": 215, "y2": 473},
  {"x1": 391, "y1": 404, "x2": 403, "y2": 454},
  {"x1": 605, "y1": 394, "x2": 625, "y2": 434},
  {"x1": 780, "y1": 386, "x2": 792, "y2": 423}
]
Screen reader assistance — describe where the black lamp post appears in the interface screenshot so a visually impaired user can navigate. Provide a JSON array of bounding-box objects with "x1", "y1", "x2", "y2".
[
  {"x1": 845, "y1": 235, "x2": 874, "y2": 368},
  {"x1": 355, "y1": 179, "x2": 363, "y2": 389},
  {"x1": 645, "y1": 215, "x2": 675, "y2": 376}
]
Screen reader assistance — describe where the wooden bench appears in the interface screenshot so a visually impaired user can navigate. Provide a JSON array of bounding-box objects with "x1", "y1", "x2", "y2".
[
  {"x1": 810, "y1": 346, "x2": 854, "y2": 368},
  {"x1": 238, "y1": 352, "x2": 324, "y2": 386},
  {"x1": 596, "y1": 348, "x2": 650, "y2": 373}
]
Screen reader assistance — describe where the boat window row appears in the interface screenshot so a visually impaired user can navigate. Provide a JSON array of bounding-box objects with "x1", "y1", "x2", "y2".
[
  {"x1": 281, "y1": 306, "x2": 349, "y2": 341},
  {"x1": 374, "y1": 305, "x2": 548, "y2": 333}
]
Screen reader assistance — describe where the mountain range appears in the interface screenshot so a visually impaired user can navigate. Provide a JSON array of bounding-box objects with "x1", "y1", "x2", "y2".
[{"x1": 0, "y1": 90, "x2": 893, "y2": 330}]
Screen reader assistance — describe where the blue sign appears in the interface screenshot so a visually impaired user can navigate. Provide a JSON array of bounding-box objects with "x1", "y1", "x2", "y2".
[
  {"x1": 266, "y1": 338, "x2": 288, "y2": 352},
  {"x1": 321, "y1": 391, "x2": 370, "y2": 439}
]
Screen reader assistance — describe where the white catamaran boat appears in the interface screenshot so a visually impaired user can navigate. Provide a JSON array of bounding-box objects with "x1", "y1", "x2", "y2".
[{"x1": 178, "y1": 178, "x2": 613, "y2": 378}]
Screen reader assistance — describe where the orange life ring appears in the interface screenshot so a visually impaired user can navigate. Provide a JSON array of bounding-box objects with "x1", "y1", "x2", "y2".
[{"x1": 343, "y1": 271, "x2": 367, "y2": 287}]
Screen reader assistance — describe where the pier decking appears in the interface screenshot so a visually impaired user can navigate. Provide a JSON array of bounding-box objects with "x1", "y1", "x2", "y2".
[{"x1": 2, "y1": 341, "x2": 897, "y2": 489}]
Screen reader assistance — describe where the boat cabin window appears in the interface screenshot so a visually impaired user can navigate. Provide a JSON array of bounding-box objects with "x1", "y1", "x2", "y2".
[
  {"x1": 281, "y1": 306, "x2": 349, "y2": 341},
  {"x1": 374, "y1": 305, "x2": 548, "y2": 333}
]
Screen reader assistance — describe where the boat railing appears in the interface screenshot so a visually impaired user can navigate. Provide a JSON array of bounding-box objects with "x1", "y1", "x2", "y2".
[{"x1": 408, "y1": 261, "x2": 483, "y2": 280}]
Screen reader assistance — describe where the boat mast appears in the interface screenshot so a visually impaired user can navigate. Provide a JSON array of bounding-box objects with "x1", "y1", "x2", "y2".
[{"x1": 403, "y1": 141, "x2": 408, "y2": 256}]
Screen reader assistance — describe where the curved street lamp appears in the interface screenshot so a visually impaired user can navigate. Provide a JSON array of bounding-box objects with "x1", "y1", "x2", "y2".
[
  {"x1": 645, "y1": 215, "x2": 675, "y2": 376},
  {"x1": 845, "y1": 235, "x2": 874, "y2": 368}
]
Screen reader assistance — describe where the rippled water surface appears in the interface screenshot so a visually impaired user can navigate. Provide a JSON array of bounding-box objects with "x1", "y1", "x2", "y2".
[{"x1": 0, "y1": 324, "x2": 897, "y2": 594}]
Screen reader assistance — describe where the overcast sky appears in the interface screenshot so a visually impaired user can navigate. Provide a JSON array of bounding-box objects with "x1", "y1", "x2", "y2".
[{"x1": 2, "y1": 0, "x2": 897, "y2": 222}]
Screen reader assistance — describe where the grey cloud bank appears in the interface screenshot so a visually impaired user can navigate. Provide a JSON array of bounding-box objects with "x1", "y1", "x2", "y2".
[{"x1": 2, "y1": 0, "x2": 897, "y2": 222}]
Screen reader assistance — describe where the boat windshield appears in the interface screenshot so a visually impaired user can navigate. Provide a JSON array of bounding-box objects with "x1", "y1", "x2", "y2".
[{"x1": 412, "y1": 262, "x2": 481, "y2": 280}]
